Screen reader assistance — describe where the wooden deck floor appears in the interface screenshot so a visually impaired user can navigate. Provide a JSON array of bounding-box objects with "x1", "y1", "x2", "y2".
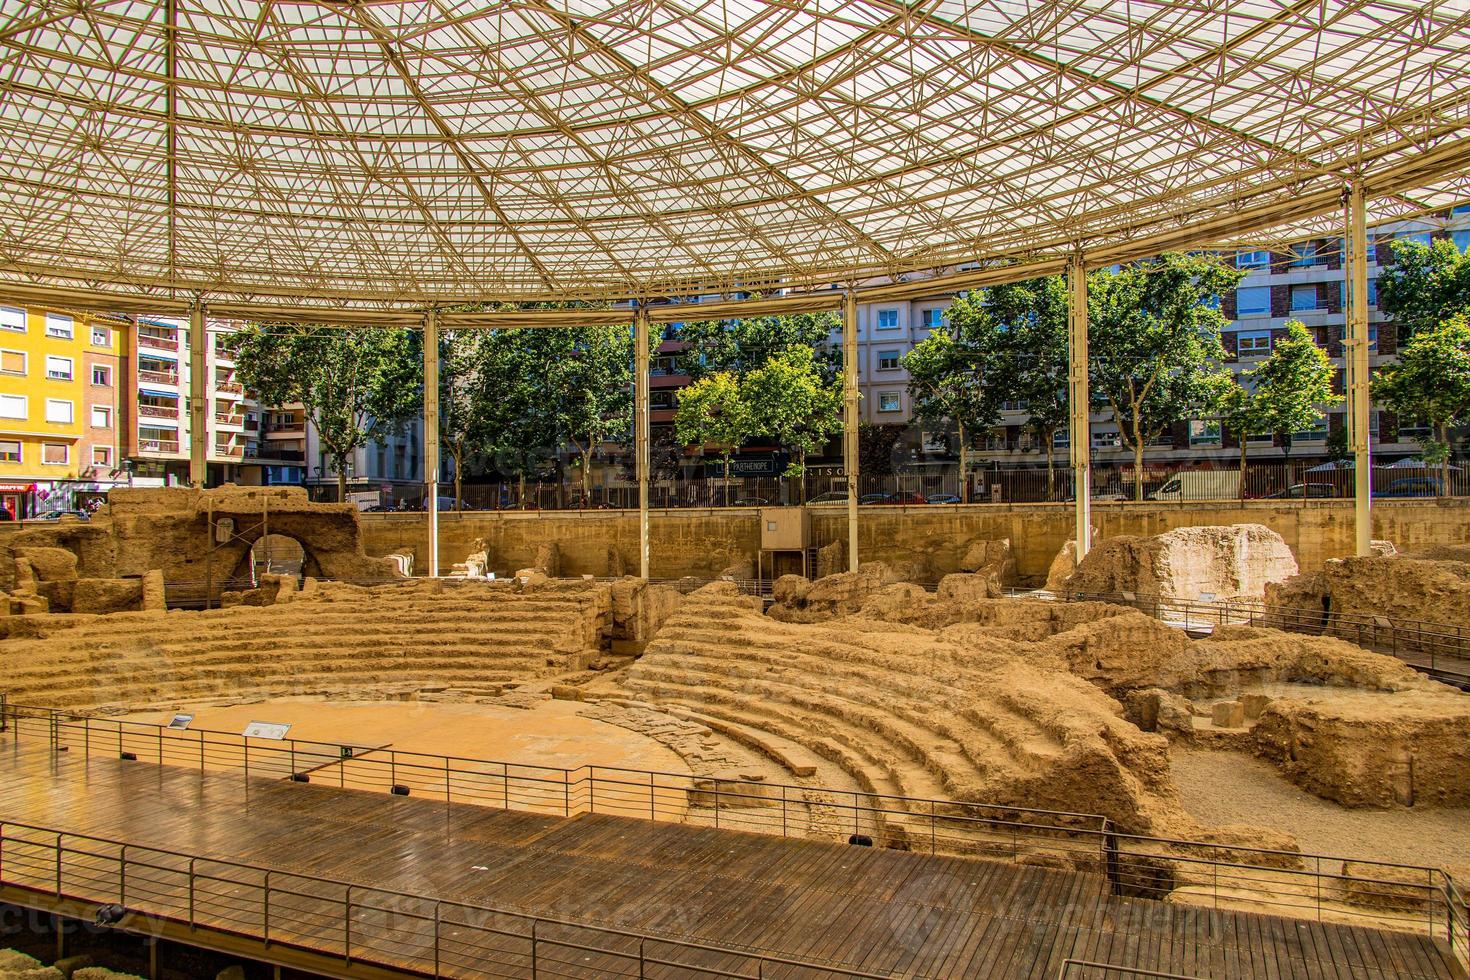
[{"x1": 0, "y1": 741, "x2": 1462, "y2": 980}]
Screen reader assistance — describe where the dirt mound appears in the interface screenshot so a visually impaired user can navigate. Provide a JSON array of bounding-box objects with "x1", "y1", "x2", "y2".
[
  {"x1": 767, "y1": 561, "x2": 923, "y2": 622},
  {"x1": 1063, "y1": 524, "x2": 1298, "y2": 600}
]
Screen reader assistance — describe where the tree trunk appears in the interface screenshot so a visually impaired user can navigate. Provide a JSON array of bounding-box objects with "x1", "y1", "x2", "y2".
[
  {"x1": 958, "y1": 422, "x2": 968, "y2": 504},
  {"x1": 1439, "y1": 423, "x2": 1450, "y2": 498},
  {"x1": 336, "y1": 466, "x2": 348, "y2": 504},
  {"x1": 1044, "y1": 434, "x2": 1055, "y2": 501},
  {"x1": 723, "y1": 455, "x2": 732, "y2": 506},
  {"x1": 581, "y1": 448, "x2": 592, "y2": 506},
  {"x1": 518, "y1": 473, "x2": 526, "y2": 509},
  {"x1": 1238, "y1": 438, "x2": 1249, "y2": 500},
  {"x1": 1132, "y1": 439, "x2": 1145, "y2": 502},
  {"x1": 450, "y1": 445, "x2": 463, "y2": 511},
  {"x1": 796, "y1": 451, "x2": 807, "y2": 504}
]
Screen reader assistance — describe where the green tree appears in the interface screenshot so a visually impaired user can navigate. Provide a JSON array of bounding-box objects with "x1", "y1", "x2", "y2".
[
  {"x1": 902, "y1": 326, "x2": 993, "y2": 503},
  {"x1": 1251, "y1": 321, "x2": 1341, "y2": 467},
  {"x1": 983, "y1": 276, "x2": 1070, "y2": 498},
  {"x1": 676, "y1": 312, "x2": 840, "y2": 382},
  {"x1": 1087, "y1": 253, "x2": 1243, "y2": 499},
  {"x1": 234, "y1": 324, "x2": 420, "y2": 501},
  {"x1": 674, "y1": 370, "x2": 755, "y2": 504},
  {"x1": 1378, "y1": 237, "x2": 1470, "y2": 341},
  {"x1": 743, "y1": 346, "x2": 844, "y2": 501},
  {"x1": 1218, "y1": 380, "x2": 1266, "y2": 499},
  {"x1": 1373, "y1": 314, "x2": 1470, "y2": 495},
  {"x1": 459, "y1": 329, "x2": 560, "y2": 508},
  {"x1": 543, "y1": 325, "x2": 634, "y2": 503}
]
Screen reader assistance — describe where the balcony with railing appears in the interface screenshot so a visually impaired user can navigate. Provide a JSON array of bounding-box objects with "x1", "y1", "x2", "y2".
[
  {"x1": 136, "y1": 437, "x2": 181, "y2": 455},
  {"x1": 138, "y1": 368, "x2": 179, "y2": 386},
  {"x1": 214, "y1": 411, "x2": 245, "y2": 428},
  {"x1": 138, "y1": 403, "x2": 179, "y2": 419},
  {"x1": 137, "y1": 332, "x2": 177, "y2": 351},
  {"x1": 212, "y1": 443, "x2": 244, "y2": 458},
  {"x1": 215, "y1": 380, "x2": 245, "y2": 396}
]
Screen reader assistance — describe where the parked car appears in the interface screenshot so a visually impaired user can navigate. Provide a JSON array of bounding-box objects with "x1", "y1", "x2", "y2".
[
  {"x1": 1377, "y1": 477, "x2": 1443, "y2": 498},
  {"x1": 805, "y1": 491, "x2": 849, "y2": 505},
  {"x1": 731, "y1": 496, "x2": 769, "y2": 506},
  {"x1": 1146, "y1": 471, "x2": 1241, "y2": 501},
  {"x1": 880, "y1": 491, "x2": 928, "y2": 505},
  {"x1": 31, "y1": 510, "x2": 89, "y2": 521},
  {"x1": 858, "y1": 493, "x2": 890, "y2": 505},
  {"x1": 926, "y1": 493, "x2": 962, "y2": 504},
  {"x1": 1265, "y1": 483, "x2": 1338, "y2": 499}
]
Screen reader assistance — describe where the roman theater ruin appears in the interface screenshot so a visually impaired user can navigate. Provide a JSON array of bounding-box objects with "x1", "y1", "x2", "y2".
[{"x1": 3, "y1": 0, "x2": 1470, "y2": 977}]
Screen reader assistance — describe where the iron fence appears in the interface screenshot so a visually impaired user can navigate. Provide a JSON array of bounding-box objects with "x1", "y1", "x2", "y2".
[{"x1": 3, "y1": 698, "x2": 1465, "y2": 968}]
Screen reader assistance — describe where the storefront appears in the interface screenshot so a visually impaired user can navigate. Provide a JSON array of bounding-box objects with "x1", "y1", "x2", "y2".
[{"x1": 0, "y1": 482, "x2": 35, "y2": 520}]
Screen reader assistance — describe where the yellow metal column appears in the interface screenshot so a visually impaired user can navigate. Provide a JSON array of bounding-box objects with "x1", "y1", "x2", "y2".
[
  {"x1": 188, "y1": 303, "x2": 207, "y2": 487},
  {"x1": 423, "y1": 310, "x2": 440, "y2": 578},
  {"x1": 843, "y1": 290, "x2": 860, "y2": 573},
  {"x1": 635, "y1": 307, "x2": 651, "y2": 579},
  {"x1": 1344, "y1": 184, "x2": 1373, "y2": 556},
  {"x1": 1067, "y1": 254, "x2": 1091, "y2": 561}
]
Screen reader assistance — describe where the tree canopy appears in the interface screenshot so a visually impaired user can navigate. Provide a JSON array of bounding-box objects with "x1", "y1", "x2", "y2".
[
  {"x1": 1373, "y1": 313, "x2": 1470, "y2": 492},
  {"x1": 674, "y1": 370, "x2": 754, "y2": 496},
  {"x1": 742, "y1": 345, "x2": 844, "y2": 485},
  {"x1": 1378, "y1": 237, "x2": 1470, "y2": 340},
  {"x1": 233, "y1": 324, "x2": 420, "y2": 500},
  {"x1": 1087, "y1": 252, "x2": 1242, "y2": 498},
  {"x1": 676, "y1": 312, "x2": 839, "y2": 382}
]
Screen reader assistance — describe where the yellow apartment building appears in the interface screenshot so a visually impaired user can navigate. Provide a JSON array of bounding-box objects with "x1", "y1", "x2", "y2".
[{"x1": 0, "y1": 304, "x2": 123, "y2": 518}]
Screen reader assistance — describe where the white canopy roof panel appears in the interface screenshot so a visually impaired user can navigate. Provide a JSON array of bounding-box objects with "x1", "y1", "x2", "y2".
[{"x1": 0, "y1": 0, "x2": 1467, "y2": 308}]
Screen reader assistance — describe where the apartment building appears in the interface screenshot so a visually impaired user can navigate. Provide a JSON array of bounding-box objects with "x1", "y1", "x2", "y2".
[
  {"x1": 302, "y1": 416, "x2": 424, "y2": 504},
  {"x1": 0, "y1": 304, "x2": 124, "y2": 517}
]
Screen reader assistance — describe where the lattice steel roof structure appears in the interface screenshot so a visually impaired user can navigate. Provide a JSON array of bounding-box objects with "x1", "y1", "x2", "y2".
[{"x1": 2, "y1": 0, "x2": 1469, "y2": 315}]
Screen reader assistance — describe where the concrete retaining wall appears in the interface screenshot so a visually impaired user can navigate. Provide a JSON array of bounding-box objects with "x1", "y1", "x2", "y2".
[{"x1": 359, "y1": 499, "x2": 1470, "y2": 581}]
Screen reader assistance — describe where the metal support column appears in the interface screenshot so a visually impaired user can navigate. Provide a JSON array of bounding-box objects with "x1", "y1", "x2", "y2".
[
  {"x1": 842, "y1": 290, "x2": 860, "y2": 573},
  {"x1": 1067, "y1": 253, "x2": 1092, "y2": 561},
  {"x1": 635, "y1": 307, "x2": 651, "y2": 579},
  {"x1": 423, "y1": 310, "x2": 441, "y2": 578},
  {"x1": 188, "y1": 302, "x2": 207, "y2": 487},
  {"x1": 1344, "y1": 184, "x2": 1373, "y2": 556}
]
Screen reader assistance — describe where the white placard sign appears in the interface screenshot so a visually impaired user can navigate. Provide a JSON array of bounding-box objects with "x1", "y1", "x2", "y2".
[
  {"x1": 242, "y1": 721, "x2": 291, "y2": 740},
  {"x1": 167, "y1": 714, "x2": 193, "y2": 730}
]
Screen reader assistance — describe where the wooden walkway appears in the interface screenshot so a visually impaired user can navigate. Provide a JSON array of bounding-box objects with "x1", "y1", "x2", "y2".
[{"x1": 0, "y1": 741, "x2": 1462, "y2": 980}]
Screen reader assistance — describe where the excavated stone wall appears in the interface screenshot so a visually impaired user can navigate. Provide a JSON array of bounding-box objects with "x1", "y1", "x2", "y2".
[
  {"x1": 0, "y1": 486, "x2": 402, "y2": 609},
  {"x1": 1061, "y1": 524, "x2": 1298, "y2": 600},
  {"x1": 1265, "y1": 553, "x2": 1470, "y2": 630}
]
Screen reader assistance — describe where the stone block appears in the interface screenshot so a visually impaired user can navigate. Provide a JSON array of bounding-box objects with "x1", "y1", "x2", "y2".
[{"x1": 1210, "y1": 700, "x2": 1246, "y2": 728}]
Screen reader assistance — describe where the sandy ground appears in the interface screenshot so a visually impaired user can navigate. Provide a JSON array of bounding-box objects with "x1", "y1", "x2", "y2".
[
  {"x1": 125, "y1": 698, "x2": 691, "y2": 775},
  {"x1": 1170, "y1": 745, "x2": 1470, "y2": 871}
]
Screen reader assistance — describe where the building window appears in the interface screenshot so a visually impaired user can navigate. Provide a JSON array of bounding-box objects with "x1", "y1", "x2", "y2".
[
  {"x1": 1247, "y1": 431, "x2": 1274, "y2": 445},
  {"x1": 0, "y1": 349, "x2": 24, "y2": 375},
  {"x1": 1454, "y1": 204, "x2": 1470, "y2": 215},
  {"x1": 877, "y1": 349, "x2": 901, "y2": 370},
  {"x1": 1290, "y1": 284, "x2": 1318, "y2": 312},
  {"x1": 0, "y1": 440, "x2": 20, "y2": 462},
  {"x1": 46, "y1": 399, "x2": 74, "y2": 424},
  {"x1": 0, "y1": 307, "x2": 23, "y2": 333},
  {"x1": 1368, "y1": 325, "x2": 1378, "y2": 348},
  {"x1": 1398, "y1": 418, "x2": 1431, "y2": 440},
  {"x1": 1293, "y1": 418, "x2": 1329, "y2": 442},
  {"x1": 877, "y1": 392, "x2": 901, "y2": 412},
  {"x1": 1002, "y1": 399, "x2": 1029, "y2": 412},
  {"x1": 1366, "y1": 279, "x2": 1377, "y2": 306},
  {"x1": 1189, "y1": 420, "x2": 1222, "y2": 446},
  {"x1": 45, "y1": 314, "x2": 73, "y2": 339},
  {"x1": 1235, "y1": 286, "x2": 1270, "y2": 317},
  {"x1": 1237, "y1": 331, "x2": 1271, "y2": 355},
  {"x1": 1052, "y1": 430, "x2": 1070, "y2": 449},
  {"x1": 876, "y1": 309, "x2": 899, "y2": 330},
  {"x1": 45, "y1": 355, "x2": 73, "y2": 380},
  {"x1": 1091, "y1": 430, "x2": 1121, "y2": 449},
  {"x1": 1236, "y1": 250, "x2": 1270, "y2": 270},
  {"x1": 1290, "y1": 242, "x2": 1318, "y2": 268},
  {"x1": 91, "y1": 325, "x2": 110, "y2": 347},
  {"x1": 92, "y1": 365, "x2": 111, "y2": 386},
  {"x1": 921, "y1": 309, "x2": 943, "y2": 328},
  {"x1": 42, "y1": 443, "x2": 68, "y2": 465},
  {"x1": 92, "y1": 446, "x2": 112, "y2": 466},
  {"x1": 90, "y1": 405, "x2": 111, "y2": 428},
  {"x1": 0, "y1": 394, "x2": 26, "y2": 420}
]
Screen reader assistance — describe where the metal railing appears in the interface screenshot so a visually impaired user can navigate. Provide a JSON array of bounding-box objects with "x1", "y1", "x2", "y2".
[
  {"x1": 3, "y1": 699, "x2": 1465, "y2": 968},
  {"x1": 1050, "y1": 589, "x2": 1470, "y2": 687},
  {"x1": 0, "y1": 814, "x2": 894, "y2": 980}
]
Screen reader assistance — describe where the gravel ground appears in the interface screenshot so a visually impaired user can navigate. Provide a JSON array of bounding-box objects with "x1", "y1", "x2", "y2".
[{"x1": 1169, "y1": 746, "x2": 1470, "y2": 871}]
